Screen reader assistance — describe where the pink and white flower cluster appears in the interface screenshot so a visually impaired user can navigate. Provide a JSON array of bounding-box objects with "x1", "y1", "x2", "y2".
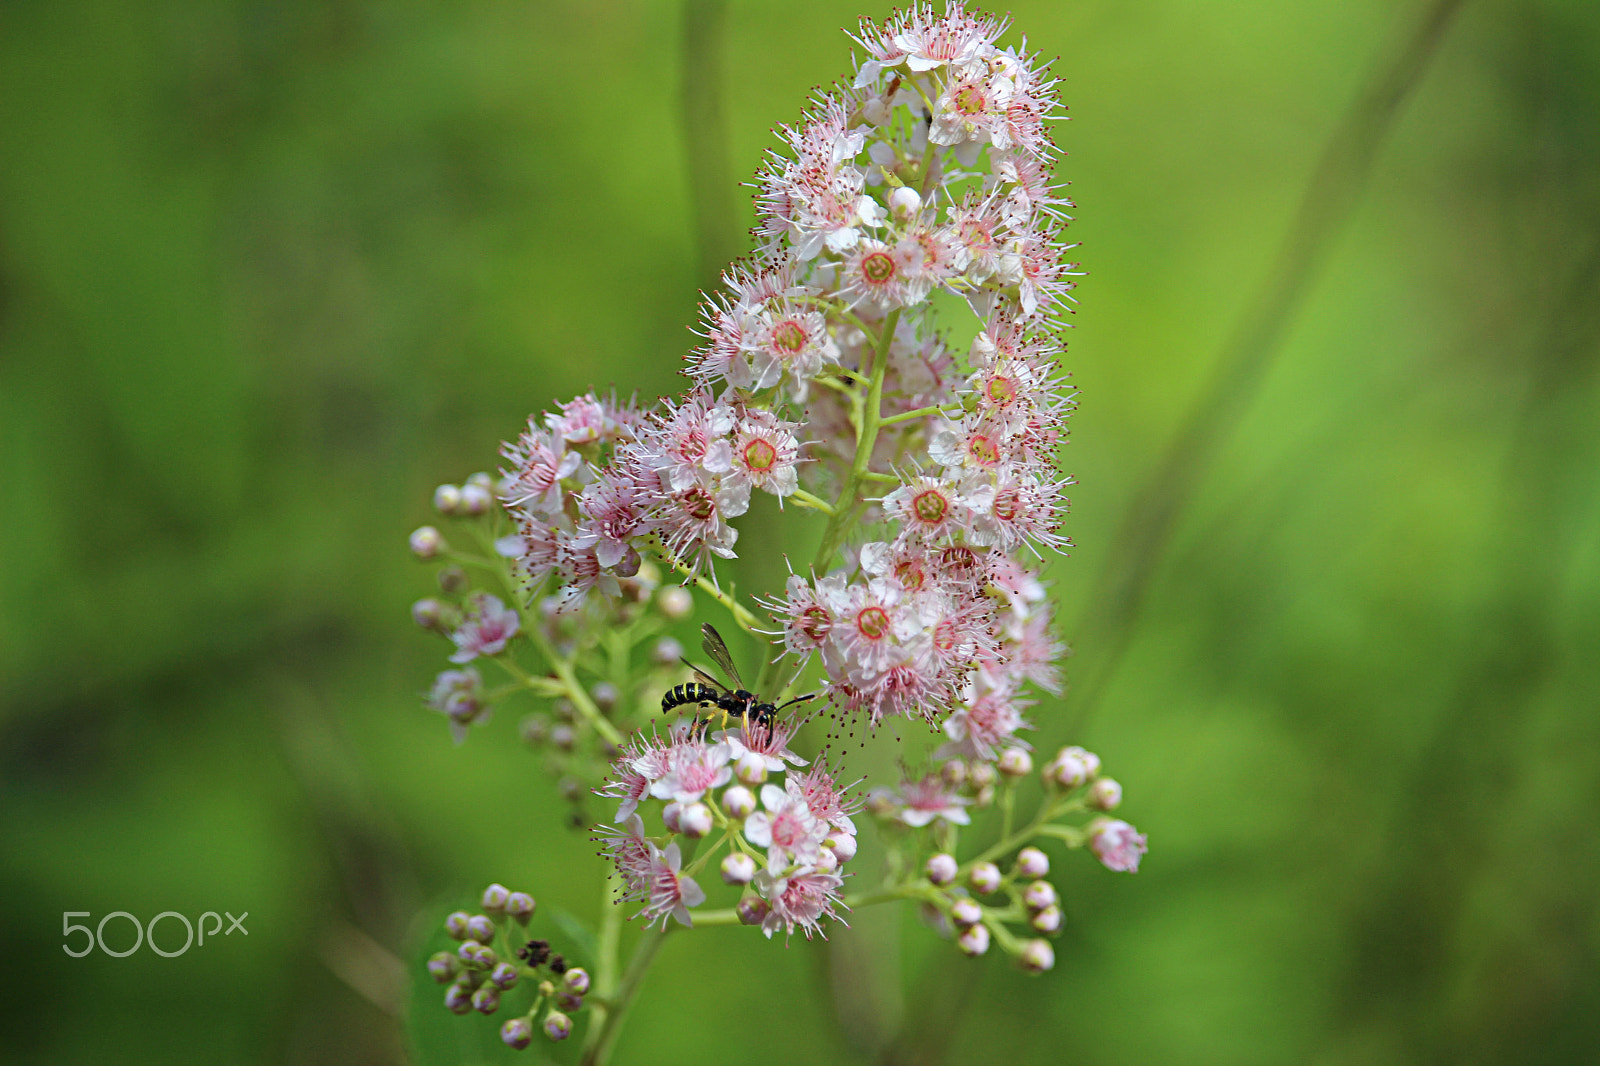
[
  {"x1": 497, "y1": 389, "x2": 805, "y2": 591},
  {"x1": 598, "y1": 718, "x2": 856, "y2": 940}
]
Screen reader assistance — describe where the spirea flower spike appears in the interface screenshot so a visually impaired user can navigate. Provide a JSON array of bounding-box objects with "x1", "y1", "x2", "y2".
[{"x1": 407, "y1": 4, "x2": 1145, "y2": 1058}]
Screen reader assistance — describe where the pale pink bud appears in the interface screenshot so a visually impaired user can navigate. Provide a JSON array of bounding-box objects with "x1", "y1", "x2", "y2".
[
  {"x1": 1030, "y1": 905, "x2": 1062, "y2": 934},
  {"x1": 1088, "y1": 777, "x2": 1123, "y2": 811},
  {"x1": 997, "y1": 747, "x2": 1033, "y2": 778},
  {"x1": 737, "y1": 897, "x2": 770, "y2": 926},
  {"x1": 433, "y1": 484, "x2": 462, "y2": 514},
  {"x1": 543, "y1": 1010, "x2": 572, "y2": 1042},
  {"x1": 563, "y1": 968, "x2": 590, "y2": 995},
  {"x1": 501, "y1": 1017, "x2": 533, "y2": 1049},
  {"x1": 481, "y1": 883, "x2": 510, "y2": 915},
  {"x1": 957, "y1": 923, "x2": 991, "y2": 956},
  {"x1": 735, "y1": 751, "x2": 768, "y2": 786},
  {"x1": 926, "y1": 853, "x2": 958, "y2": 886},
  {"x1": 1022, "y1": 880, "x2": 1058, "y2": 913},
  {"x1": 951, "y1": 898, "x2": 983, "y2": 928},
  {"x1": 721, "y1": 784, "x2": 757, "y2": 819},
  {"x1": 1019, "y1": 938, "x2": 1055, "y2": 974},
  {"x1": 721, "y1": 853, "x2": 756, "y2": 885},
  {"x1": 657, "y1": 586, "x2": 693, "y2": 620},
  {"x1": 968, "y1": 861, "x2": 1001, "y2": 895},
  {"x1": 1014, "y1": 846, "x2": 1049, "y2": 879},
  {"x1": 825, "y1": 832, "x2": 858, "y2": 863},
  {"x1": 460, "y1": 482, "x2": 492, "y2": 516},
  {"x1": 680, "y1": 802, "x2": 714, "y2": 838},
  {"x1": 651, "y1": 637, "x2": 684, "y2": 666},
  {"x1": 506, "y1": 892, "x2": 537, "y2": 923},
  {"x1": 662, "y1": 801, "x2": 684, "y2": 833},
  {"x1": 410, "y1": 525, "x2": 445, "y2": 559}
]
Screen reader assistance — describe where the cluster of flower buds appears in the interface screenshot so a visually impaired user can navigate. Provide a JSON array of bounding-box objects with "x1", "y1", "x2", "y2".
[
  {"x1": 427, "y1": 884, "x2": 588, "y2": 1048},
  {"x1": 597, "y1": 716, "x2": 859, "y2": 940},
  {"x1": 920, "y1": 844, "x2": 1057, "y2": 971}
]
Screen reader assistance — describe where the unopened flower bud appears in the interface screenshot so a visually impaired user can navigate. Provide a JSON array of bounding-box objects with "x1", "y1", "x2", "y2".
[
  {"x1": 437, "y1": 565, "x2": 468, "y2": 594},
  {"x1": 973, "y1": 784, "x2": 996, "y2": 808},
  {"x1": 1014, "y1": 847, "x2": 1049, "y2": 879},
  {"x1": 466, "y1": 471, "x2": 493, "y2": 491},
  {"x1": 482, "y1": 883, "x2": 510, "y2": 915},
  {"x1": 1030, "y1": 904, "x2": 1062, "y2": 935},
  {"x1": 552, "y1": 698, "x2": 576, "y2": 722},
  {"x1": 941, "y1": 760, "x2": 968, "y2": 789},
  {"x1": 968, "y1": 861, "x2": 1001, "y2": 895},
  {"x1": 825, "y1": 832, "x2": 858, "y2": 864},
  {"x1": 471, "y1": 985, "x2": 501, "y2": 1014},
  {"x1": 459, "y1": 482, "x2": 492, "y2": 516},
  {"x1": 737, "y1": 897, "x2": 770, "y2": 926},
  {"x1": 997, "y1": 747, "x2": 1033, "y2": 778},
  {"x1": 1089, "y1": 817, "x2": 1148, "y2": 873},
  {"x1": 614, "y1": 547, "x2": 642, "y2": 578},
  {"x1": 413, "y1": 598, "x2": 447, "y2": 631},
  {"x1": 591, "y1": 682, "x2": 619, "y2": 713},
  {"x1": 558, "y1": 968, "x2": 587, "y2": 995},
  {"x1": 957, "y1": 923, "x2": 991, "y2": 956},
  {"x1": 444, "y1": 911, "x2": 471, "y2": 940},
  {"x1": 735, "y1": 752, "x2": 768, "y2": 786},
  {"x1": 543, "y1": 1010, "x2": 572, "y2": 1042},
  {"x1": 718, "y1": 852, "x2": 754, "y2": 885},
  {"x1": 968, "y1": 762, "x2": 997, "y2": 790},
  {"x1": 651, "y1": 637, "x2": 683, "y2": 666},
  {"x1": 662, "y1": 802, "x2": 684, "y2": 834},
  {"x1": 410, "y1": 526, "x2": 445, "y2": 559},
  {"x1": 433, "y1": 484, "x2": 463, "y2": 514},
  {"x1": 519, "y1": 715, "x2": 549, "y2": 747},
  {"x1": 1019, "y1": 938, "x2": 1055, "y2": 974},
  {"x1": 555, "y1": 991, "x2": 583, "y2": 1012},
  {"x1": 445, "y1": 981, "x2": 474, "y2": 1014},
  {"x1": 549, "y1": 724, "x2": 576, "y2": 752},
  {"x1": 464, "y1": 915, "x2": 496, "y2": 943},
  {"x1": 1065, "y1": 746, "x2": 1101, "y2": 780},
  {"x1": 926, "y1": 853, "x2": 958, "y2": 886},
  {"x1": 1048, "y1": 750, "x2": 1088, "y2": 790},
  {"x1": 428, "y1": 951, "x2": 459, "y2": 983},
  {"x1": 488, "y1": 961, "x2": 519, "y2": 989},
  {"x1": 506, "y1": 892, "x2": 536, "y2": 923},
  {"x1": 951, "y1": 898, "x2": 983, "y2": 928},
  {"x1": 501, "y1": 1017, "x2": 533, "y2": 1050},
  {"x1": 1087, "y1": 777, "x2": 1122, "y2": 811},
  {"x1": 813, "y1": 847, "x2": 840, "y2": 874},
  {"x1": 1022, "y1": 881, "x2": 1058, "y2": 913},
  {"x1": 680, "y1": 802, "x2": 714, "y2": 839},
  {"x1": 721, "y1": 785, "x2": 756, "y2": 819},
  {"x1": 889, "y1": 186, "x2": 922, "y2": 219},
  {"x1": 657, "y1": 586, "x2": 693, "y2": 620}
]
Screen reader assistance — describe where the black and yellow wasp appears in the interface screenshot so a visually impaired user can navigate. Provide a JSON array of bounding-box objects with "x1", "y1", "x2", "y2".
[{"x1": 661, "y1": 623, "x2": 817, "y2": 731}]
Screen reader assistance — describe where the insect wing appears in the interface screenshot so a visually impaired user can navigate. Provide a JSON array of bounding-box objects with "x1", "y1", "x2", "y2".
[
  {"x1": 679, "y1": 657, "x2": 727, "y2": 694},
  {"x1": 699, "y1": 624, "x2": 745, "y2": 689}
]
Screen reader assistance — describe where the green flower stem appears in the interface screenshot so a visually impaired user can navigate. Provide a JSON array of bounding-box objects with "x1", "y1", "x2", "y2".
[
  {"x1": 579, "y1": 925, "x2": 672, "y2": 1066},
  {"x1": 788, "y1": 488, "x2": 837, "y2": 515},
  {"x1": 879, "y1": 401, "x2": 963, "y2": 428},
  {"x1": 812, "y1": 306, "x2": 902, "y2": 573},
  {"x1": 518, "y1": 625, "x2": 624, "y2": 748},
  {"x1": 962, "y1": 794, "x2": 1086, "y2": 874},
  {"x1": 645, "y1": 545, "x2": 760, "y2": 633}
]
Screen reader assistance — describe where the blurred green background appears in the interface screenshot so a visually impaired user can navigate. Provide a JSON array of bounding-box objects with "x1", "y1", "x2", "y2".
[{"x1": 3, "y1": 0, "x2": 1598, "y2": 1063}]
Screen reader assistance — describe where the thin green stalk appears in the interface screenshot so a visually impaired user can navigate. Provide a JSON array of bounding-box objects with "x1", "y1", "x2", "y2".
[
  {"x1": 521, "y1": 620, "x2": 624, "y2": 747},
  {"x1": 788, "y1": 487, "x2": 836, "y2": 515},
  {"x1": 579, "y1": 926, "x2": 671, "y2": 1066},
  {"x1": 813, "y1": 306, "x2": 902, "y2": 572},
  {"x1": 647, "y1": 545, "x2": 760, "y2": 633}
]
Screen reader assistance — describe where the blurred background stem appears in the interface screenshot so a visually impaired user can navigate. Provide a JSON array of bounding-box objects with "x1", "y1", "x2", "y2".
[{"x1": 1066, "y1": 0, "x2": 1469, "y2": 735}]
